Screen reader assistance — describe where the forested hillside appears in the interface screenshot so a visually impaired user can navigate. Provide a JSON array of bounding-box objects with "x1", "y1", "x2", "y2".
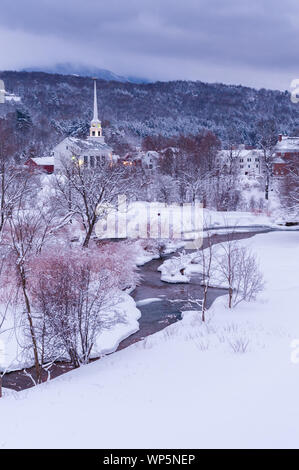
[{"x1": 1, "y1": 70, "x2": 298, "y2": 152}]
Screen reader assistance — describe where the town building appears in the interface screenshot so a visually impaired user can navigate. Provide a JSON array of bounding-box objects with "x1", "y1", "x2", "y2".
[
  {"x1": 273, "y1": 134, "x2": 299, "y2": 176},
  {"x1": 53, "y1": 79, "x2": 114, "y2": 171},
  {"x1": 0, "y1": 79, "x2": 21, "y2": 103},
  {"x1": 218, "y1": 145, "x2": 262, "y2": 176},
  {"x1": 24, "y1": 157, "x2": 54, "y2": 174}
]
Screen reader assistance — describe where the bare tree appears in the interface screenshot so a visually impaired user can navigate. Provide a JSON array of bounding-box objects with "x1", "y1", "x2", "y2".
[
  {"x1": 217, "y1": 239, "x2": 264, "y2": 308},
  {"x1": 0, "y1": 247, "x2": 20, "y2": 397},
  {"x1": 198, "y1": 227, "x2": 217, "y2": 321},
  {"x1": 0, "y1": 118, "x2": 33, "y2": 234},
  {"x1": 178, "y1": 167, "x2": 204, "y2": 204},
  {"x1": 281, "y1": 153, "x2": 299, "y2": 218},
  {"x1": 155, "y1": 174, "x2": 177, "y2": 204},
  {"x1": 53, "y1": 158, "x2": 134, "y2": 247},
  {"x1": 5, "y1": 201, "x2": 57, "y2": 383},
  {"x1": 172, "y1": 297, "x2": 205, "y2": 323},
  {"x1": 29, "y1": 247, "x2": 132, "y2": 367},
  {"x1": 257, "y1": 119, "x2": 278, "y2": 201},
  {"x1": 233, "y1": 246, "x2": 264, "y2": 307}
]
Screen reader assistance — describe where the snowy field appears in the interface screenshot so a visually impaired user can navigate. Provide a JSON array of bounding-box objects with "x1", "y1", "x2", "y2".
[{"x1": 0, "y1": 231, "x2": 298, "y2": 449}]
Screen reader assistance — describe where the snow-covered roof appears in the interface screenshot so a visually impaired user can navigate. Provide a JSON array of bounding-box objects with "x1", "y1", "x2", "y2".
[
  {"x1": 160, "y1": 147, "x2": 180, "y2": 154},
  {"x1": 62, "y1": 136, "x2": 112, "y2": 153},
  {"x1": 219, "y1": 148, "x2": 263, "y2": 159},
  {"x1": 145, "y1": 151, "x2": 159, "y2": 158},
  {"x1": 5, "y1": 93, "x2": 21, "y2": 102},
  {"x1": 276, "y1": 136, "x2": 299, "y2": 152},
  {"x1": 273, "y1": 156, "x2": 285, "y2": 164},
  {"x1": 31, "y1": 157, "x2": 54, "y2": 166}
]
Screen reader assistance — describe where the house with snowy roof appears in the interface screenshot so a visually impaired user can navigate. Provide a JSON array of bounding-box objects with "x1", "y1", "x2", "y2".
[{"x1": 25, "y1": 157, "x2": 54, "y2": 174}]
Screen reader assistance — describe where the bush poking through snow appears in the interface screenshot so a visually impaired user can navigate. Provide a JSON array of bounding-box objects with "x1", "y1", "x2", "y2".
[{"x1": 229, "y1": 337, "x2": 250, "y2": 354}]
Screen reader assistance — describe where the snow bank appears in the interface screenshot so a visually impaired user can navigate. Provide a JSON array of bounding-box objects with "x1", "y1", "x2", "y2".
[
  {"x1": 91, "y1": 292, "x2": 141, "y2": 356},
  {"x1": 158, "y1": 252, "x2": 191, "y2": 283},
  {"x1": 158, "y1": 245, "x2": 231, "y2": 288},
  {"x1": 134, "y1": 238, "x2": 185, "y2": 266},
  {"x1": 136, "y1": 298, "x2": 163, "y2": 307},
  {"x1": 0, "y1": 291, "x2": 141, "y2": 371}
]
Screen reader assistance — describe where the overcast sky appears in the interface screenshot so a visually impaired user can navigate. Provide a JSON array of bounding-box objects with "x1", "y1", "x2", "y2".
[{"x1": 0, "y1": 0, "x2": 298, "y2": 90}]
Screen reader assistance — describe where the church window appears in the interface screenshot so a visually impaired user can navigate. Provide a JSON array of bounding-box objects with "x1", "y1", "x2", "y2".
[
  {"x1": 90, "y1": 156, "x2": 95, "y2": 167},
  {"x1": 92, "y1": 131, "x2": 96, "y2": 136},
  {"x1": 84, "y1": 155, "x2": 88, "y2": 165}
]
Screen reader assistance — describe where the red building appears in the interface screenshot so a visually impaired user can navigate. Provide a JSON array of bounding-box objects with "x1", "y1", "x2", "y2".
[
  {"x1": 25, "y1": 157, "x2": 54, "y2": 174},
  {"x1": 273, "y1": 135, "x2": 299, "y2": 176}
]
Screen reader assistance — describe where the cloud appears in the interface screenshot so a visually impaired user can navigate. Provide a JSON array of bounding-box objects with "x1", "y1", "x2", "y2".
[{"x1": 0, "y1": 0, "x2": 298, "y2": 90}]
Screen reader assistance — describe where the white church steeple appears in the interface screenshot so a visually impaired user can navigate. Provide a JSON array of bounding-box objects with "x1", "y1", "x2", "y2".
[{"x1": 89, "y1": 78, "x2": 103, "y2": 140}]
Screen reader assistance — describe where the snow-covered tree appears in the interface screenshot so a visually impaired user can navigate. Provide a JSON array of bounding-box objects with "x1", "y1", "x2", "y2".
[
  {"x1": 280, "y1": 153, "x2": 299, "y2": 218},
  {"x1": 53, "y1": 158, "x2": 134, "y2": 247},
  {"x1": 217, "y1": 239, "x2": 264, "y2": 308},
  {"x1": 4, "y1": 201, "x2": 58, "y2": 382},
  {"x1": 257, "y1": 119, "x2": 278, "y2": 201},
  {"x1": 29, "y1": 245, "x2": 139, "y2": 367}
]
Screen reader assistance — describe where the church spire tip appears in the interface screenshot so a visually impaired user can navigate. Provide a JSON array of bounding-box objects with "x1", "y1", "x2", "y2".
[
  {"x1": 89, "y1": 78, "x2": 103, "y2": 139},
  {"x1": 93, "y1": 78, "x2": 99, "y2": 122}
]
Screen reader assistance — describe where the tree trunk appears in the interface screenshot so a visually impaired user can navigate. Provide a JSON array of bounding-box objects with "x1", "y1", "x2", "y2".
[
  {"x1": 202, "y1": 285, "x2": 208, "y2": 322},
  {"x1": 82, "y1": 214, "x2": 97, "y2": 248},
  {"x1": 228, "y1": 287, "x2": 233, "y2": 308},
  {"x1": 82, "y1": 226, "x2": 93, "y2": 248},
  {"x1": 0, "y1": 163, "x2": 5, "y2": 233},
  {"x1": 20, "y1": 269, "x2": 41, "y2": 383},
  {"x1": 265, "y1": 181, "x2": 269, "y2": 201}
]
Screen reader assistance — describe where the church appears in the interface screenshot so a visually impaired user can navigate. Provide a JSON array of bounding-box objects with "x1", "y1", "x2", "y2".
[{"x1": 52, "y1": 79, "x2": 115, "y2": 171}]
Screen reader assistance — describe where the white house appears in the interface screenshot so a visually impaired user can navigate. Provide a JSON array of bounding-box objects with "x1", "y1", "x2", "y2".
[
  {"x1": 140, "y1": 150, "x2": 160, "y2": 170},
  {"x1": 218, "y1": 145, "x2": 262, "y2": 176}
]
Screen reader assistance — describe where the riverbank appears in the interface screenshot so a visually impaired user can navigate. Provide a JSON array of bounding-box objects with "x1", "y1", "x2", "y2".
[
  {"x1": 0, "y1": 231, "x2": 298, "y2": 448},
  {"x1": 2, "y1": 229, "x2": 268, "y2": 391}
]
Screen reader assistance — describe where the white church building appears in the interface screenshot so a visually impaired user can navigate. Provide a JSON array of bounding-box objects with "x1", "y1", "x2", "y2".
[{"x1": 52, "y1": 79, "x2": 114, "y2": 171}]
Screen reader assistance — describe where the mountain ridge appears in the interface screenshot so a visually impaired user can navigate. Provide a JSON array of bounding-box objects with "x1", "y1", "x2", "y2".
[
  {"x1": 20, "y1": 63, "x2": 149, "y2": 84},
  {"x1": 0, "y1": 70, "x2": 298, "y2": 153}
]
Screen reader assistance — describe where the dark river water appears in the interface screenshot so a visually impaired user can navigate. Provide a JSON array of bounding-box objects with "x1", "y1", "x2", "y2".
[{"x1": 117, "y1": 229, "x2": 271, "y2": 350}]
